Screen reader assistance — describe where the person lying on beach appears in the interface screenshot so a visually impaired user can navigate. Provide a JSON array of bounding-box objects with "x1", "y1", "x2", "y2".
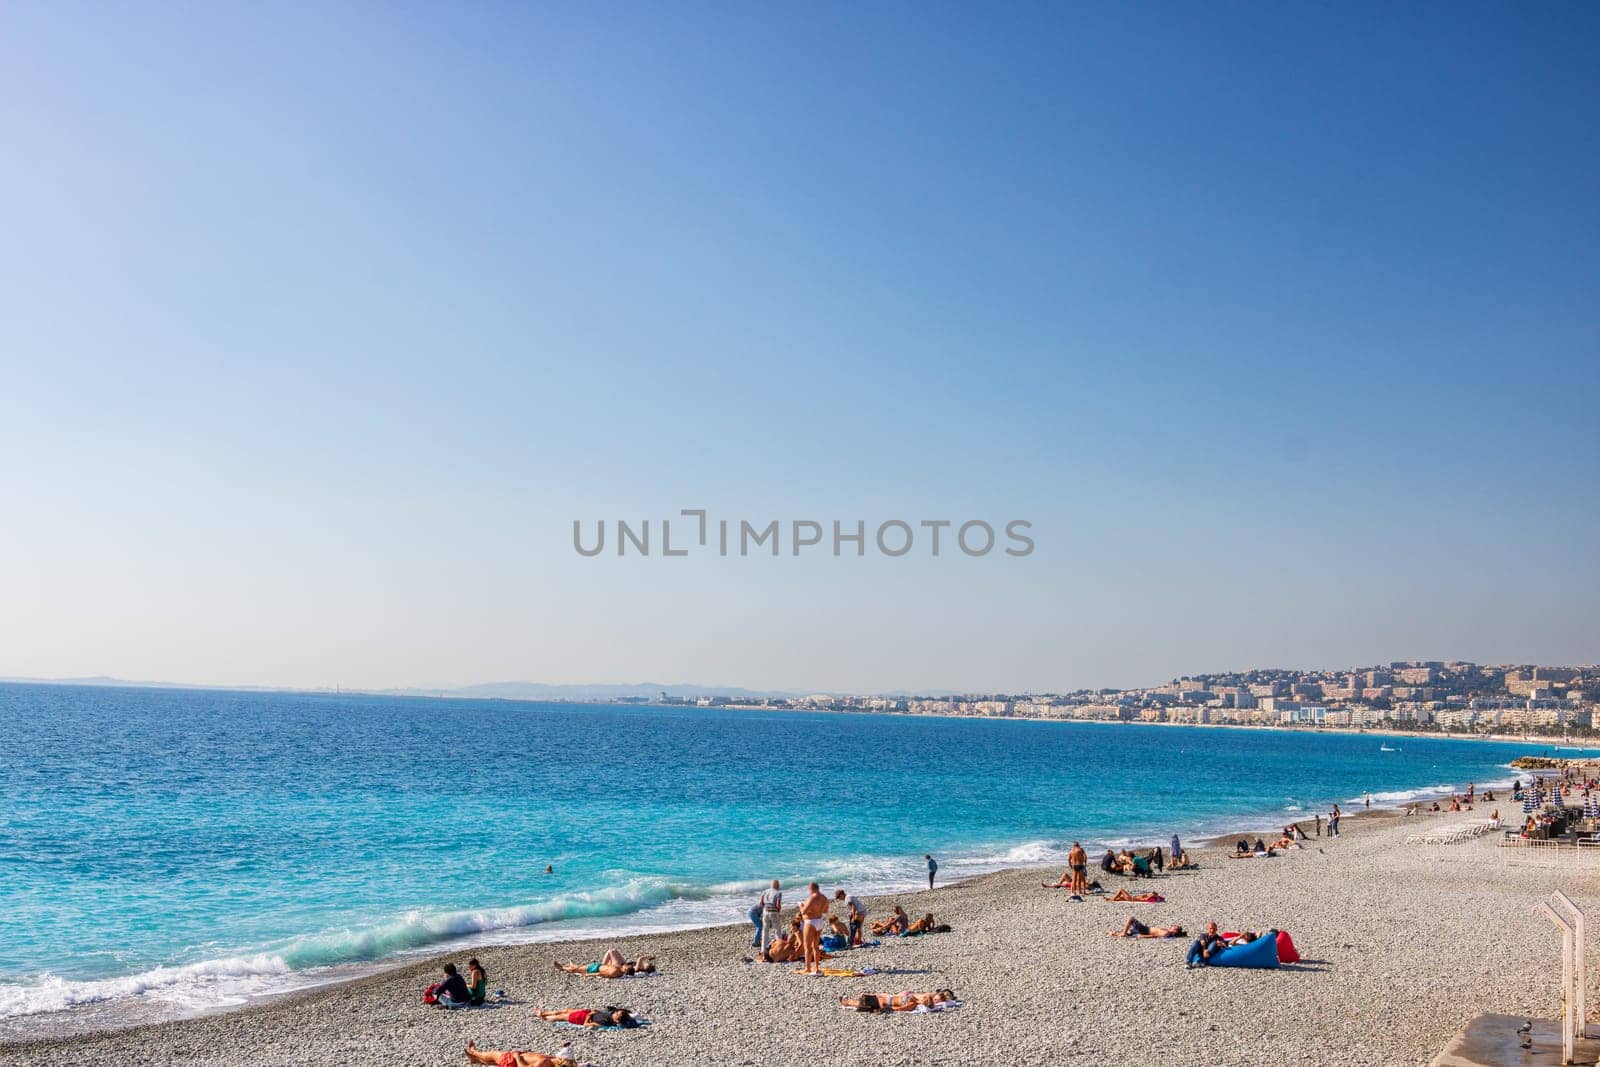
[
  {"x1": 1273, "y1": 835, "x2": 1299, "y2": 851},
  {"x1": 872, "y1": 905, "x2": 910, "y2": 937},
  {"x1": 1111, "y1": 916, "x2": 1187, "y2": 938},
  {"x1": 838, "y1": 989, "x2": 958, "y2": 1012},
  {"x1": 902, "y1": 913, "x2": 937, "y2": 936},
  {"x1": 532, "y1": 1006, "x2": 641, "y2": 1029},
  {"x1": 465, "y1": 1040, "x2": 577, "y2": 1067},
  {"x1": 1106, "y1": 888, "x2": 1164, "y2": 903},
  {"x1": 1168, "y1": 850, "x2": 1196, "y2": 870},
  {"x1": 552, "y1": 950, "x2": 657, "y2": 978}
]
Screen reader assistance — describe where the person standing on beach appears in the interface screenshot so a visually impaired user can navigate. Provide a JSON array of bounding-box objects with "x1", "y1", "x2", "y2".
[
  {"x1": 797, "y1": 882, "x2": 829, "y2": 975},
  {"x1": 747, "y1": 899, "x2": 765, "y2": 948},
  {"x1": 1068, "y1": 841, "x2": 1088, "y2": 893},
  {"x1": 1170, "y1": 833, "x2": 1181, "y2": 865},
  {"x1": 758, "y1": 880, "x2": 784, "y2": 959},
  {"x1": 835, "y1": 889, "x2": 866, "y2": 946},
  {"x1": 1329, "y1": 804, "x2": 1341, "y2": 837},
  {"x1": 925, "y1": 854, "x2": 938, "y2": 890},
  {"x1": 1314, "y1": 813, "x2": 1322, "y2": 837}
]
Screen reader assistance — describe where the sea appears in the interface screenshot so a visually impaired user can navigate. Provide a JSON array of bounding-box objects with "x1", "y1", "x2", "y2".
[{"x1": 0, "y1": 682, "x2": 1578, "y2": 1038}]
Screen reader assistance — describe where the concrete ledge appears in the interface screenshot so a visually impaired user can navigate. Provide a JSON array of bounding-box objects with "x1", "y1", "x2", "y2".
[{"x1": 1431, "y1": 1013, "x2": 1600, "y2": 1067}]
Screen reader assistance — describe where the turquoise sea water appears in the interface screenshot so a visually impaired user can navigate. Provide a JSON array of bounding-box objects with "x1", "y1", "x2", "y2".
[{"x1": 0, "y1": 682, "x2": 1574, "y2": 1030}]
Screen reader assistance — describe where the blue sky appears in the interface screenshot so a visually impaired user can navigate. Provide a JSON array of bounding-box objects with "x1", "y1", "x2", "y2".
[{"x1": 1, "y1": 3, "x2": 1595, "y2": 692}]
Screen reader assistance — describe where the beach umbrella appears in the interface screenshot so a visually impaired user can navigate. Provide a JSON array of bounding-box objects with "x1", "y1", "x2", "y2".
[
  {"x1": 1585, "y1": 794, "x2": 1598, "y2": 820},
  {"x1": 1523, "y1": 794, "x2": 1538, "y2": 814}
]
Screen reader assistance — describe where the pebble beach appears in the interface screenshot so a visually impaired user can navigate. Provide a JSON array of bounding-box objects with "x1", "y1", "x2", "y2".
[{"x1": 6, "y1": 799, "x2": 1594, "y2": 1067}]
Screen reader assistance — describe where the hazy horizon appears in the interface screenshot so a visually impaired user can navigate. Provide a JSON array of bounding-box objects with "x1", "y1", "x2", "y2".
[
  {"x1": 4, "y1": 650, "x2": 1595, "y2": 701},
  {"x1": 2, "y1": 4, "x2": 1596, "y2": 693}
]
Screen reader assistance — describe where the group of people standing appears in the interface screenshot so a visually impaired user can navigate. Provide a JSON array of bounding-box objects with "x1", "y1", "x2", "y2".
[{"x1": 750, "y1": 879, "x2": 872, "y2": 972}]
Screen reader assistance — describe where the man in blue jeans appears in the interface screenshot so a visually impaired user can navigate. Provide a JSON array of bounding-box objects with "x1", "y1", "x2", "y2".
[
  {"x1": 1185, "y1": 922, "x2": 1226, "y2": 968},
  {"x1": 747, "y1": 900, "x2": 765, "y2": 948}
]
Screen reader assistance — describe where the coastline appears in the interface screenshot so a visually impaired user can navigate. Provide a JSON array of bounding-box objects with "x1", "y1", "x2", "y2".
[
  {"x1": 2, "y1": 774, "x2": 1547, "y2": 1065},
  {"x1": 1, "y1": 767, "x2": 1516, "y2": 1043},
  {"x1": 9, "y1": 797, "x2": 1586, "y2": 1067}
]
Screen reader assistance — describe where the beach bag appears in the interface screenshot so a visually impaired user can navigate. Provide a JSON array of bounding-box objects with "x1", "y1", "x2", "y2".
[{"x1": 422, "y1": 982, "x2": 440, "y2": 1005}]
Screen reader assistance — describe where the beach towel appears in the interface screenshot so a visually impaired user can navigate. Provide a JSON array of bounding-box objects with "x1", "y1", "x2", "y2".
[
  {"x1": 553, "y1": 1019, "x2": 652, "y2": 1030},
  {"x1": 1208, "y1": 934, "x2": 1280, "y2": 969},
  {"x1": 818, "y1": 967, "x2": 880, "y2": 977},
  {"x1": 912, "y1": 999, "x2": 964, "y2": 1013}
]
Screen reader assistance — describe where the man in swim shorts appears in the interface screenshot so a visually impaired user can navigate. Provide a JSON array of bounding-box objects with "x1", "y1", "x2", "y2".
[
  {"x1": 465, "y1": 1041, "x2": 576, "y2": 1067},
  {"x1": 1068, "y1": 841, "x2": 1088, "y2": 893},
  {"x1": 797, "y1": 882, "x2": 830, "y2": 975}
]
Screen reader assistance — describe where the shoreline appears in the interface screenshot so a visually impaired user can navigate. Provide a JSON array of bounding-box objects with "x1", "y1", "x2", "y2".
[
  {"x1": 8, "y1": 794, "x2": 1582, "y2": 1067},
  {"x1": 0, "y1": 769, "x2": 1525, "y2": 1052}
]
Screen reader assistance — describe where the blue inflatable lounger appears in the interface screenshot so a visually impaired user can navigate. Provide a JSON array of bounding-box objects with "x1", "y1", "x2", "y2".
[{"x1": 1208, "y1": 933, "x2": 1281, "y2": 969}]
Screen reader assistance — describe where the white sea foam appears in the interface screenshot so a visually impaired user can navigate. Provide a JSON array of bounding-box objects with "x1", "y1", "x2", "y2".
[{"x1": 4, "y1": 774, "x2": 1526, "y2": 1027}]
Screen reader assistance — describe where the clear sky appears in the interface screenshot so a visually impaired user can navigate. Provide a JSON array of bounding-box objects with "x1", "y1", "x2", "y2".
[{"x1": 1, "y1": 3, "x2": 1596, "y2": 693}]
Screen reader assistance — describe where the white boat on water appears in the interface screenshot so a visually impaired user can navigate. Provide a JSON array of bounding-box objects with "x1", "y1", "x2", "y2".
[{"x1": 1380, "y1": 744, "x2": 1399, "y2": 752}]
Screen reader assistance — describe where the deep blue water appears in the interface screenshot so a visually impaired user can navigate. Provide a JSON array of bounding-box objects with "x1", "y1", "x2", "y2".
[{"x1": 0, "y1": 682, "x2": 1569, "y2": 1025}]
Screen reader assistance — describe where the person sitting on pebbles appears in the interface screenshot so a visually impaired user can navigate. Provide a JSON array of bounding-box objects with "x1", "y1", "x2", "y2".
[
  {"x1": 871, "y1": 905, "x2": 910, "y2": 937},
  {"x1": 763, "y1": 918, "x2": 808, "y2": 963}
]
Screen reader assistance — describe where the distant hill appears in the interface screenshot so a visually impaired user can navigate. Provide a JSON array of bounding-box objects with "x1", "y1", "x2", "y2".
[{"x1": 381, "y1": 681, "x2": 807, "y2": 701}]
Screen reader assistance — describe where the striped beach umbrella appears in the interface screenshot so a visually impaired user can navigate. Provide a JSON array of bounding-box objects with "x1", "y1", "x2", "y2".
[
  {"x1": 1523, "y1": 793, "x2": 1538, "y2": 814},
  {"x1": 1585, "y1": 793, "x2": 1598, "y2": 820}
]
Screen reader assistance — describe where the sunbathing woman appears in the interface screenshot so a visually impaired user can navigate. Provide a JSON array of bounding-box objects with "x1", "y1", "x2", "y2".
[
  {"x1": 1106, "y1": 888, "x2": 1164, "y2": 903},
  {"x1": 871, "y1": 905, "x2": 910, "y2": 937},
  {"x1": 532, "y1": 1006, "x2": 641, "y2": 1029},
  {"x1": 838, "y1": 989, "x2": 958, "y2": 1012},
  {"x1": 552, "y1": 949, "x2": 657, "y2": 978},
  {"x1": 1110, "y1": 916, "x2": 1187, "y2": 938},
  {"x1": 902, "y1": 913, "x2": 936, "y2": 936},
  {"x1": 465, "y1": 1041, "x2": 575, "y2": 1067}
]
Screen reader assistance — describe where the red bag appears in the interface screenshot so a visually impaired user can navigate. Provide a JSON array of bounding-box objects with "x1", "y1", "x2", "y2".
[{"x1": 422, "y1": 982, "x2": 440, "y2": 1005}]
